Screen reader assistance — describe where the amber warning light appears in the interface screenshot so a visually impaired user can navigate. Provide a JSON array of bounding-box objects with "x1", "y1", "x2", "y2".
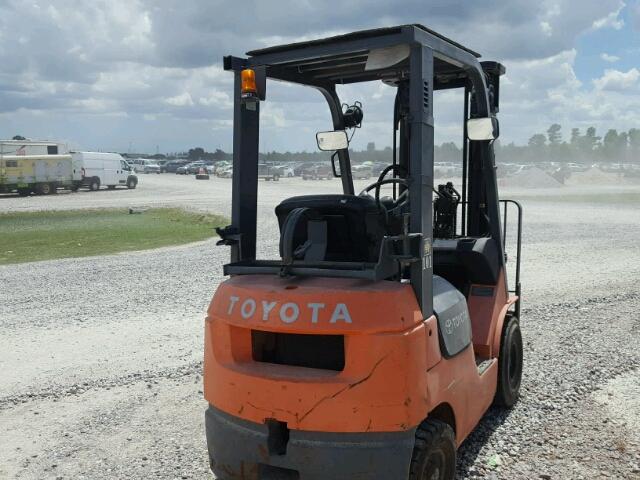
[{"x1": 241, "y1": 69, "x2": 258, "y2": 101}]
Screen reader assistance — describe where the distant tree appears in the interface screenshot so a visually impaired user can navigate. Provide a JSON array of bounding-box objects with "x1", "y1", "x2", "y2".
[
  {"x1": 570, "y1": 128, "x2": 581, "y2": 145},
  {"x1": 581, "y1": 127, "x2": 601, "y2": 157},
  {"x1": 366, "y1": 142, "x2": 376, "y2": 152},
  {"x1": 528, "y1": 134, "x2": 547, "y2": 148},
  {"x1": 212, "y1": 148, "x2": 227, "y2": 160},
  {"x1": 619, "y1": 132, "x2": 629, "y2": 162},
  {"x1": 602, "y1": 129, "x2": 620, "y2": 160},
  {"x1": 547, "y1": 124, "x2": 562, "y2": 145},
  {"x1": 12, "y1": 135, "x2": 26, "y2": 140},
  {"x1": 628, "y1": 128, "x2": 640, "y2": 156},
  {"x1": 188, "y1": 147, "x2": 205, "y2": 160}
]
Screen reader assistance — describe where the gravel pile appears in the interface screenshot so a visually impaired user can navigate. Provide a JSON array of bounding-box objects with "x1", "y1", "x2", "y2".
[
  {"x1": 499, "y1": 167, "x2": 563, "y2": 189},
  {"x1": 565, "y1": 167, "x2": 623, "y2": 186},
  {"x1": 1, "y1": 175, "x2": 639, "y2": 479}
]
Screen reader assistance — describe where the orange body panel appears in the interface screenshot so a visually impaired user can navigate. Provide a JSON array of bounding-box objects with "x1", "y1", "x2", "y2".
[
  {"x1": 203, "y1": 273, "x2": 512, "y2": 445},
  {"x1": 466, "y1": 271, "x2": 515, "y2": 357}
]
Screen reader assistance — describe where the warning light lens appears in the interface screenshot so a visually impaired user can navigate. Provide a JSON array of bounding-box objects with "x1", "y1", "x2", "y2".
[{"x1": 241, "y1": 69, "x2": 258, "y2": 95}]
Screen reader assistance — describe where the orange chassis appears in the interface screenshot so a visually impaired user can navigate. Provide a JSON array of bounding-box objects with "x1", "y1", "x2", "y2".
[{"x1": 204, "y1": 273, "x2": 516, "y2": 478}]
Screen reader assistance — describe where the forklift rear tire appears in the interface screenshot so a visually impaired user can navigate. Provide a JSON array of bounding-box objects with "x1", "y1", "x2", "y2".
[
  {"x1": 494, "y1": 316, "x2": 523, "y2": 407},
  {"x1": 409, "y1": 419, "x2": 456, "y2": 480}
]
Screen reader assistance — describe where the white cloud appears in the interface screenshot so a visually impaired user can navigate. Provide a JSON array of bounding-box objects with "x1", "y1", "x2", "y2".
[
  {"x1": 592, "y1": 2, "x2": 625, "y2": 30},
  {"x1": 165, "y1": 92, "x2": 194, "y2": 106},
  {"x1": 593, "y1": 68, "x2": 640, "y2": 91},
  {"x1": 198, "y1": 91, "x2": 232, "y2": 108},
  {"x1": 0, "y1": 0, "x2": 635, "y2": 151},
  {"x1": 600, "y1": 53, "x2": 621, "y2": 62},
  {"x1": 540, "y1": 21, "x2": 553, "y2": 36}
]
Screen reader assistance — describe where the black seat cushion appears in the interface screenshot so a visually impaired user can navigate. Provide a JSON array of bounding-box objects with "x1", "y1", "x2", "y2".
[
  {"x1": 433, "y1": 237, "x2": 500, "y2": 289},
  {"x1": 275, "y1": 195, "x2": 387, "y2": 263}
]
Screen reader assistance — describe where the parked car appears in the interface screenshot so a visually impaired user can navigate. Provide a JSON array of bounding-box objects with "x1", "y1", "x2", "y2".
[
  {"x1": 127, "y1": 158, "x2": 143, "y2": 172},
  {"x1": 371, "y1": 162, "x2": 388, "y2": 177},
  {"x1": 214, "y1": 161, "x2": 232, "y2": 174},
  {"x1": 187, "y1": 161, "x2": 208, "y2": 174},
  {"x1": 294, "y1": 162, "x2": 314, "y2": 176},
  {"x1": 163, "y1": 159, "x2": 190, "y2": 173},
  {"x1": 273, "y1": 164, "x2": 295, "y2": 177},
  {"x1": 71, "y1": 151, "x2": 138, "y2": 190},
  {"x1": 352, "y1": 164, "x2": 372, "y2": 179},
  {"x1": 140, "y1": 159, "x2": 161, "y2": 174},
  {"x1": 258, "y1": 163, "x2": 281, "y2": 181},
  {"x1": 301, "y1": 163, "x2": 333, "y2": 180},
  {"x1": 217, "y1": 165, "x2": 233, "y2": 178}
]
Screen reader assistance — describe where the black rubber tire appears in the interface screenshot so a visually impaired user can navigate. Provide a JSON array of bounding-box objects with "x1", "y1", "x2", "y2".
[
  {"x1": 494, "y1": 316, "x2": 523, "y2": 407},
  {"x1": 36, "y1": 183, "x2": 52, "y2": 195},
  {"x1": 89, "y1": 178, "x2": 100, "y2": 191},
  {"x1": 409, "y1": 419, "x2": 456, "y2": 480},
  {"x1": 127, "y1": 179, "x2": 137, "y2": 189},
  {"x1": 273, "y1": 174, "x2": 280, "y2": 181}
]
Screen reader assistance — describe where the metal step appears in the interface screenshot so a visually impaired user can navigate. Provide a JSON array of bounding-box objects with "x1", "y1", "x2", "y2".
[{"x1": 476, "y1": 357, "x2": 495, "y2": 376}]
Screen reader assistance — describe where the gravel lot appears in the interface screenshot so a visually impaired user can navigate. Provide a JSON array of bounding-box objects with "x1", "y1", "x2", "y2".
[{"x1": 1, "y1": 174, "x2": 639, "y2": 479}]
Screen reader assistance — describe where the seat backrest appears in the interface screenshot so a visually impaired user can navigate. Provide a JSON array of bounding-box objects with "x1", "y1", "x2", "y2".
[
  {"x1": 275, "y1": 195, "x2": 386, "y2": 263},
  {"x1": 433, "y1": 237, "x2": 500, "y2": 291}
]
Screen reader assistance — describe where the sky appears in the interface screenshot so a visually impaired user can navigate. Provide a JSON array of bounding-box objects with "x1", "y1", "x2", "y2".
[{"x1": 0, "y1": 0, "x2": 638, "y2": 153}]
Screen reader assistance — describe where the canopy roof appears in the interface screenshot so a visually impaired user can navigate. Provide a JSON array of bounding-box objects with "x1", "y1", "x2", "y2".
[{"x1": 241, "y1": 25, "x2": 488, "y2": 88}]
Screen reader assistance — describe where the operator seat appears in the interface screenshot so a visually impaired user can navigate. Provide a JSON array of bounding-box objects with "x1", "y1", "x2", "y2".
[
  {"x1": 432, "y1": 237, "x2": 500, "y2": 293},
  {"x1": 275, "y1": 194, "x2": 389, "y2": 263}
]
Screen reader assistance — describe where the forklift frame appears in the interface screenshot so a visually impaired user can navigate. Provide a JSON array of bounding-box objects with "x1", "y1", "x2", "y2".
[{"x1": 221, "y1": 24, "x2": 512, "y2": 319}]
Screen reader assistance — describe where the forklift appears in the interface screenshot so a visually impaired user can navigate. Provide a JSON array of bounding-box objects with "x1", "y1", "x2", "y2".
[{"x1": 204, "y1": 25, "x2": 523, "y2": 480}]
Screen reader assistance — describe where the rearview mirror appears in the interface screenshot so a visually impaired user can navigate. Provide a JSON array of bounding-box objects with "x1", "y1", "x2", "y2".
[
  {"x1": 467, "y1": 117, "x2": 499, "y2": 141},
  {"x1": 316, "y1": 130, "x2": 349, "y2": 151}
]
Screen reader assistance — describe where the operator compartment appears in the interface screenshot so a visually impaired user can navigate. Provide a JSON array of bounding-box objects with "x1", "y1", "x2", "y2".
[{"x1": 275, "y1": 194, "x2": 400, "y2": 264}]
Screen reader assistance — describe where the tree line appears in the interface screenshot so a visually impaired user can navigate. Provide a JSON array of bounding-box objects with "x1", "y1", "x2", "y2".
[
  {"x1": 177, "y1": 125, "x2": 637, "y2": 166},
  {"x1": 501, "y1": 125, "x2": 640, "y2": 164}
]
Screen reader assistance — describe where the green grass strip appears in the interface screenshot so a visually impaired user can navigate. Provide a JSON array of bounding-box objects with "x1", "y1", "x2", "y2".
[{"x1": 0, "y1": 208, "x2": 227, "y2": 265}]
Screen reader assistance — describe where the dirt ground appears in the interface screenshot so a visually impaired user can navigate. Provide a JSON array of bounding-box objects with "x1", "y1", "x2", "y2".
[{"x1": 1, "y1": 174, "x2": 639, "y2": 479}]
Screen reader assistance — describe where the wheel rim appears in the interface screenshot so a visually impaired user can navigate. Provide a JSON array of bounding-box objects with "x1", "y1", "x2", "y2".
[{"x1": 423, "y1": 449, "x2": 446, "y2": 480}]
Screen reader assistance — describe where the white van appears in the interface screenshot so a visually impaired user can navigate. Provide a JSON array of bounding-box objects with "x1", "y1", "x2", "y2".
[{"x1": 71, "y1": 152, "x2": 138, "y2": 191}]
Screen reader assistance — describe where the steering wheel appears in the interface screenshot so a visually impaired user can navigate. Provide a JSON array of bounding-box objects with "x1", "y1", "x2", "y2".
[{"x1": 359, "y1": 177, "x2": 410, "y2": 217}]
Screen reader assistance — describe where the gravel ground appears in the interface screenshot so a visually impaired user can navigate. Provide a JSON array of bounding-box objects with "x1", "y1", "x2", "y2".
[{"x1": 1, "y1": 174, "x2": 639, "y2": 479}]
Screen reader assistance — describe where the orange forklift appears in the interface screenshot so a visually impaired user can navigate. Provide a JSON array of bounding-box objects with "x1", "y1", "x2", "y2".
[{"x1": 204, "y1": 25, "x2": 523, "y2": 479}]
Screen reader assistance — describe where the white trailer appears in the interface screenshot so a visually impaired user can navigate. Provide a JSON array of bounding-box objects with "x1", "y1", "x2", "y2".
[
  {"x1": 71, "y1": 152, "x2": 138, "y2": 191},
  {"x1": 0, "y1": 140, "x2": 74, "y2": 195}
]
